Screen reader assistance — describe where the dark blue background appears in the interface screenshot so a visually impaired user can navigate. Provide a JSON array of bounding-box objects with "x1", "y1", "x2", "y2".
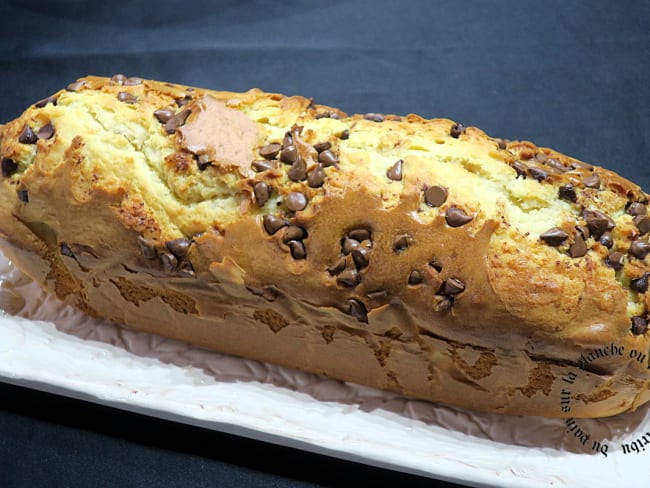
[{"x1": 1, "y1": 1, "x2": 649, "y2": 486}]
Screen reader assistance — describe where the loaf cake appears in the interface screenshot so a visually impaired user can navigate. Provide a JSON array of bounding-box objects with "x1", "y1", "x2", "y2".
[{"x1": 0, "y1": 75, "x2": 648, "y2": 418}]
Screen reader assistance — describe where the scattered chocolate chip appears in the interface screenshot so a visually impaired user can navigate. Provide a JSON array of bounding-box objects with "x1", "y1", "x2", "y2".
[
  {"x1": 342, "y1": 237, "x2": 360, "y2": 255},
  {"x1": 176, "y1": 95, "x2": 192, "y2": 107},
  {"x1": 347, "y1": 298, "x2": 368, "y2": 322},
  {"x1": 308, "y1": 163, "x2": 326, "y2": 188},
  {"x1": 166, "y1": 238, "x2": 191, "y2": 259},
  {"x1": 280, "y1": 145, "x2": 299, "y2": 164},
  {"x1": 253, "y1": 182, "x2": 271, "y2": 207},
  {"x1": 164, "y1": 108, "x2": 191, "y2": 134},
  {"x1": 259, "y1": 143, "x2": 282, "y2": 160},
  {"x1": 288, "y1": 240, "x2": 306, "y2": 259},
  {"x1": 569, "y1": 234, "x2": 588, "y2": 258},
  {"x1": 34, "y1": 96, "x2": 57, "y2": 108},
  {"x1": 288, "y1": 159, "x2": 307, "y2": 182},
  {"x1": 445, "y1": 207, "x2": 473, "y2": 227},
  {"x1": 339, "y1": 129, "x2": 350, "y2": 140},
  {"x1": 433, "y1": 295, "x2": 453, "y2": 312},
  {"x1": 631, "y1": 316, "x2": 648, "y2": 335},
  {"x1": 328, "y1": 256, "x2": 347, "y2": 275},
  {"x1": 314, "y1": 112, "x2": 331, "y2": 119},
  {"x1": 606, "y1": 251, "x2": 625, "y2": 270},
  {"x1": 60, "y1": 242, "x2": 74, "y2": 258},
  {"x1": 450, "y1": 123, "x2": 465, "y2": 138},
  {"x1": 386, "y1": 159, "x2": 403, "y2": 181},
  {"x1": 364, "y1": 113, "x2": 384, "y2": 123},
  {"x1": 283, "y1": 226, "x2": 306, "y2": 243},
  {"x1": 544, "y1": 158, "x2": 568, "y2": 173},
  {"x1": 527, "y1": 167, "x2": 548, "y2": 182},
  {"x1": 282, "y1": 132, "x2": 293, "y2": 149},
  {"x1": 540, "y1": 227, "x2": 569, "y2": 247},
  {"x1": 442, "y1": 277, "x2": 466, "y2": 295},
  {"x1": 37, "y1": 123, "x2": 55, "y2": 140},
  {"x1": 630, "y1": 273, "x2": 650, "y2": 293},
  {"x1": 123, "y1": 77, "x2": 143, "y2": 86},
  {"x1": 351, "y1": 248, "x2": 370, "y2": 268},
  {"x1": 66, "y1": 81, "x2": 85, "y2": 92},
  {"x1": 263, "y1": 215, "x2": 288, "y2": 235},
  {"x1": 627, "y1": 202, "x2": 647, "y2": 217},
  {"x1": 429, "y1": 258, "x2": 443, "y2": 272},
  {"x1": 423, "y1": 185, "x2": 448, "y2": 207},
  {"x1": 337, "y1": 268, "x2": 361, "y2": 287},
  {"x1": 558, "y1": 184, "x2": 577, "y2": 203},
  {"x1": 367, "y1": 290, "x2": 388, "y2": 301},
  {"x1": 408, "y1": 270, "x2": 424, "y2": 285},
  {"x1": 511, "y1": 161, "x2": 527, "y2": 178},
  {"x1": 252, "y1": 160, "x2": 274, "y2": 172},
  {"x1": 176, "y1": 261, "x2": 196, "y2": 278},
  {"x1": 497, "y1": 139, "x2": 508, "y2": 150},
  {"x1": 285, "y1": 192, "x2": 308, "y2": 212},
  {"x1": 117, "y1": 91, "x2": 138, "y2": 104},
  {"x1": 1, "y1": 157, "x2": 18, "y2": 177},
  {"x1": 16, "y1": 188, "x2": 28, "y2": 203},
  {"x1": 583, "y1": 209, "x2": 616, "y2": 238},
  {"x1": 196, "y1": 154, "x2": 211, "y2": 171},
  {"x1": 582, "y1": 173, "x2": 600, "y2": 189},
  {"x1": 348, "y1": 228, "x2": 371, "y2": 242},
  {"x1": 160, "y1": 252, "x2": 178, "y2": 273},
  {"x1": 634, "y1": 215, "x2": 650, "y2": 235},
  {"x1": 313, "y1": 142, "x2": 331, "y2": 153},
  {"x1": 154, "y1": 109, "x2": 174, "y2": 124},
  {"x1": 576, "y1": 225, "x2": 590, "y2": 240},
  {"x1": 392, "y1": 234, "x2": 413, "y2": 252},
  {"x1": 318, "y1": 150, "x2": 339, "y2": 167},
  {"x1": 111, "y1": 74, "x2": 126, "y2": 85},
  {"x1": 598, "y1": 231, "x2": 614, "y2": 249},
  {"x1": 629, "y1": 240, "x2": 650, "y2": 260},
  {"x1": 137, "y1": 236, "x2": 157, "y2": 259},
  {"x1": 18, "y1": 125, "x2": 38, "y2": 144}
]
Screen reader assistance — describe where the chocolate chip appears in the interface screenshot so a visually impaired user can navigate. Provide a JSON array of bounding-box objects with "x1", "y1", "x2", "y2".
[
  {"x1": 66, "y1": 81, "x2": 85, "y2": 92},
  {"x1": 347, "y1": 298, "x2": 368, "y2": 322},
  {"x1": 16, "y1": 188, "x2": 28, "y2": 203},
  {"x1": 137, "y1": 236, "x2": 157, "y2": 259},
  {"x1": 123, "y1": 77, "x2": 143, "y2": 86},
  {"x1": 364, "y1": 113, "x2": 384, "y2": 122},
  {"x1": 424, "y1": 185, "x2": 448, "y2": 207},
  {"x1": 559, "y1": 184, "x2": 577, "y2": 203},
  {"x1": 196, "y1": 154, "x2": 211, "y2": 171},
  {"x1": 253, "y1": 182, "x2": 271, "y2": 207},
  {"x1": 408, "y1": 270, "x2": 424, "y2": 285},
  {"x1": 313, "y1": 142, "x2": 331, "y2": 153},
  {"x1": 283, "y1": 226, "x2": 306, "y2": 243},
  {"x1": 351, "y1": 248, "x2": 370, "y2": 268},
  {"x1": 450, "y1": 123, "x2": 465, "y2": 138},
  {"x1": 512, "y1": 161, "x2": 527, "y2": 178},
  {"x1": 166, "y1": 238, "x2": 191, "y2": 259},
  {"x1": 598, "y1": 231, "x2": 613, "y2": 249},
  {"x1": 176, "y1": 95, "x2": 192, "y2": 107},
  {"x1": 252, "y1": 160, "x2": 274, "y2": 172},
  {"x1": 367, "y1": 290, "x2": 388, "y2": 301},
  {"x1": 386, "y1": 159, "x2": 403, "y2": 181},
  {"x1": 37, "y1": 123, "x2": 55, "y2": 140},
  {"x1": 314, "y1": 112, "x2": 332, "y2": 119},
  {"x1": 34, "y1": 96, "x2": 57, "y2": 108},
  {"x1": 18, "y1": 125, "x2": 38, "y2": 144},
  {"x1": 540, "y1": 227, "x2": 569, "y2": 246},
  {"x1": 445, "y1": 207, "x2": 473, "y2": 227},
  {"x1": 429, "y1": 258, "x2": 443, "y2": 272},
  {"x1": 576, "y1": 225, "x2": 590, "y2": 240},
  {"x1": 583, "y1": 209, "x2": 615, "y2": 237},
  {"x1": 117, "y1": 92, "x2": 138, "y2": 104},
  {"x1": 288, "y1": 159, "x2": 307, "y2": 182},
  {"x1": 443, "y1": 278, "x2": 465, "y2": 295},
  {"x1": 582, "y1": 173, "x2": 600, "y2": 189},
  {"x1": 630, "y1": 273, "x2": 650, "y2": 293},
  {"x1": 154, "y1": 109, "x2": 174, "y2": 123},
  {"x1": 433, "y1": 295, "x2": 453, "y2": 312},
  {"x1": 342, "y1": 237, "x2": 360, "y2": 255},
  {"x1": 308, "y1": 163, "x2": 326, "y2": 188},
  {"x1": 631, "y1": 316, "x2": 648, "y2": 335},
  {"x1": 634, "y1": 215, "x2": 650, "y2": 235},
  {"x1": 348, "y1": 228, "x2": 371, "y2": 242},
  {"x1": 1, "y1": 157, "x2": 18, "y2": 177},
  {"x1": 111, "y1": 74, "x2": 126, "y2": 85},
  {"x1": 497, "y1": 139, "x2": 508, "y2": 150},
  {"x1": 627, "y1": 202, "x2": 647, "y2": 217},
  {"x1": 392, "y1": 234, "x2": 413, "y2": 252},
  {"x1": 263, "y1": 215, "x2": 288, "y2": 235},
  {"x1": 285, "y1": 192, "x2": 307, "y2": 212},
  {"x1": 160, "y1": 252, "x2": 178, "y2": 273},
  {"x1": 288, "y1": 240, "x2": 306, "y2": 259},
  {"x1": 177, "y1": 261, "x2": 196, "y2": 278},
  {"x1": 527, "y1": 167, "x2": 548, "y2": 182},
  {"x1": 60, "y1": 242, "x2": 74, "y2": 258},
  {"x1": 259, "y1": 143, "x2": 282, "y2": 160},
  {"x1": 328, "y1": 256, "x2": 347, "y2": 275},
  {"x1": 339, "y1": 129, "x2": 350, "y2": 140},
  {"x1": 569, "y1": 234, "x2": 588, "y2": 258},
  {"x1": 282, "y1": 132, "x2": 293, "y2": 149},
  {"x1": 164, "y1": 109, "x2": 191, "y2": 134},
  {"x1": 337, "y1": 268, "x2": 361, "y2": 287},
  {"x1": 280, "y1": 145, "x2": 299, "y2": 164},
  {"x1": 318, "y1": 150, "x2": 339, "y2": 167},
  {"x1": 544, "y1": 158, "x2": 569, "y2": 173},
  {"x1": 629, "y1": 240, "x2": 650, "y2": 260},
  {"x1": 606, "y1": 251, "x2": 625, "y2": 270}
]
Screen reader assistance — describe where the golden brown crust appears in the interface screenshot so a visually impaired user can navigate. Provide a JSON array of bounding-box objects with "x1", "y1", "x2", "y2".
[{"x1": 0, "y1": 75, "x2": 649, "y2": 417}]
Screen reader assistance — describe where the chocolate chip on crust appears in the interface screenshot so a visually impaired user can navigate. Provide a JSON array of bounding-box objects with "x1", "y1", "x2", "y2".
[
  {"x1": 60, "y1": 242, "x2": 74, "y2": 258},
  {"x1": 337, "y1": 268, "x2": 361, "y2": 287},
  {"x1": 307, "y1": 164, "x2": 326, "y2": 188},
  {"x1": 175, "y1": 95, "x2": 192, "y2": 107},
  {"x1": 606, "y1": 251, "x2": 625, "y2": 270},
  {"x1": 386, "y1": 159, "x2": 403, "y2": 181},
  {"x1": 177, "y1": 261, "x2": 196, "y2": 278},
  {"x1": 123, "y1": 77, "x2": 143, "y2": 86},
  {"x1": 196, "y1": 154, "x2": 211, "y2": 171},
  {"x1": 342, "y1": 237, "x2": 360, "y2": 255},
  {"x1": 285, "y1": 192, "x2": 308, "y2": 212},
  {"x1": 598, "y1": 232, "x2": 614, "y2": 249},
  {"x1": 327, "y1": 256, "x2": 347, "y2": 275},
  {"x1": 351, "y1": 248, "x2": 370, "y2": 268},
  {"x1": 1, "y1": 157, "x2": 18, "y2": 177},
  {"x1": 288, "y1": 159, "x2": 307, "y2": 182},
  {"x1": 164, "y1": 109, "x2": 191, "y2": 134},
  {"x1": 633, "y1": 215, "x2": 650, "y2": 235},
  {"x1": 66, "y1": 81, "x2": 86, "y2": 92},
  {"x1": 559, "y1": 184, "x2": 577, "y2": 203},
  {"x1": 450, "y1": 123, "x2": 465, "y2": 138},
  {"x1": 117, "y1": 92, "x2": 138, "y2": 104},
  {"x1": 576, "y1": 225, "x2": 591, "y2": 240},
  {"x1": 111, "y1": 74, "x2": 126, "y2": 85},
  {"x1": 445, "y1": 207, "x2": 473, "y2": 227},
  {"x1": 252, "y1": 160, "x2": 275, "y2": 172},
  {"x1": 627, "y1": 202, "x2": 647, "y2": 217},
  {"x1": 348, "y1": 228, "x2": 371, "y2": 242},
  {"x1": 339, "y1": 129, "x2": 350, "y2": 140},
  {"x1": 408, "y1": 270, "x2": 424, "y2": 285},
  {"x1": 569, "y1": 233, "x2": 588, "y2": 258},
  {"x1": 392, "y1": 234, "x2": 413, "y2": 252},
  {"x1": 280, "y1": 144, "x2": 299, "y2": 164},
  {"x1": 527, "y1": 167, "x2": 548, "y2": 182},
  {"x1": 582, "y1": 173, "x2": 600, "y2": 189},
  {"x1": 253, "y1": 182, "x2": 272, "y2": 207},
  {"x1": 583, "y1": 209, "x2": 615, "y2": 238},
  {"x1": 424, "y1": 185, "x2": 448, "y2": 207},
  {"x1": 137, "y1": 236, "x2": 157, "y2": 259},
  {"x1": 433, "y1": 295, "x2": 453, "y2": 312},
  {"x1": 16, "y1": 188, "x2": 28, "y2": 203},
  {"x1": 630, "y1": 273, "x2": 650, "y2": 293},
  {"x1": 166, "y1": 238, "x2": 191, "y2": 259},
  {"x1": 313, "y1": 142, "x2": 331, "y2": 153},
  {"x1": 347, "y1": 298, "x2": 368, "y2": 322},
  {"x1": 154, "y1": 109, "x2": 174, "y2": 124},
  {"x1": 364, "y1": 113, "x2": 384, "y2": 123},
  {"x1": 442, "y1": 278, "x2": 465, "y2": 295},
  {"x1": 631, "y1": 316, "x2": 648, "y2": 335},
  {"x1": 511, "y1": 161, "x2": 527, "y2": 179},
  {"x1": 259, "y1": 143, "x2": 282, "y2": 160},
  {"x1": 497, "y1": 139, "x2": 508, "y2": 150},
  {"x1": 160, "y1": 252, "x2": 178, "y2": 273},
  {"x1": 18, "y1": 125, "x2": 38, "y2": 144},
  {"x1": 367, "y1": 290, "x2": 389, "y2": 301},
  {"x1": 282, "y1": 226, "x2": 306, "y2": 243},
  {"x1": 318, "y1": 150, "x2": 339, "y2": 167},
  {"x1": 629, "y1": 240, "x2": 650, "y2": 260},
  {"x1": 263, "y1": 215, "x2": 288, "y2": 235},
  {"x1": 540, "y1": 227, "x2": 569, "y2": 247},
  {"x1": 37, "y1": 122, "x2": 55, "y2": 140},
  {"x1": 34, "y1": 96, "x2": 57, "y2": 108},
  {"x1": 288, "y1": 240, "x2": 306, "y2": 259}
]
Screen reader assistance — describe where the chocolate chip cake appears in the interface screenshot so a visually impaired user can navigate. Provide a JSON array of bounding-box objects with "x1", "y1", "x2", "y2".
[{"x1": 0, "y1": 75, "x2": 649, "y2": 417}]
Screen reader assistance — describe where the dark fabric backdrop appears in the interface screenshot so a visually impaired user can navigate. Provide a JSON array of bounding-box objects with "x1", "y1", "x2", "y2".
[{"x1": 0, "y1": 1, "x2": 648, "y2": 486}]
